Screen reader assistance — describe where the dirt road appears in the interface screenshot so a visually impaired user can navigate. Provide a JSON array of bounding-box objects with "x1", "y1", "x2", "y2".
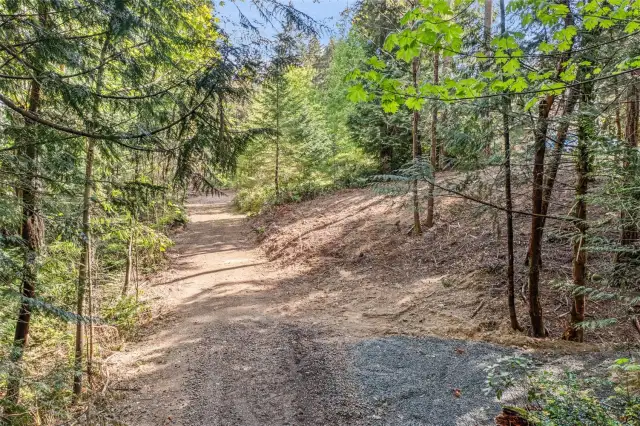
[{"x1": 110, "y1": 195, "x2": 518, "y2": 426}]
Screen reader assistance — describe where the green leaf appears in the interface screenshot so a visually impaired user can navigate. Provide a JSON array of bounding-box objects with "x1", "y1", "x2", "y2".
[
  {"x1": 502, "y1": 58, "x2": 520, "y2": 74},
  {"x1": 344, "y1": 69, "x2": 361, "y2": 82},
  {"x1": 510, "y1": 77, "x2": 528, "y2": 93},
  {"x1": 367, "y1": 56, "x2": 386, "y2": 70},
  {"x1": 599, "y1": 18, "x2": 614, "y2": 28},
  {"x1": 347, "y1": 84, "x2": 369, "y2": 103},
  {"x1": 384, "y1": 34, "x2": 398, "y2": 51},
  {"x1": 524, "y1": 97, "x2": 538, "y2": 111},
  {"x1": 396, "y1": 44, "x2": 421, "y2": 62},
  {"x1": 584, "y1": 16, "x2": 599, "y2": 30},
  {"x1": 538, "y1": 41, "x2": 554, "y2": 53},
  {"x1": 541, "y1": 82, "x2": 566, "y2": 95},
  {"x1": 549, "y1": 3, "x2": 570, "y2": 15},
  {"x1": 405, "y1": 97, "x2": 425, "y2": 111},
  {"x1": 624, "y1": 21, "x2": 640, "y2": 33},
  {"x1": 364, "y1": 70, "x2": 382, "y2": 82},
  {"x1": 382, "y1": 100, "x2": 400, "y2": 113},
  {"x1": 560, "y1": 63, "x2": 577, "y2": 82},
  {"x1": 433, "y1": 0, "x2": 451, "y2": 14}
]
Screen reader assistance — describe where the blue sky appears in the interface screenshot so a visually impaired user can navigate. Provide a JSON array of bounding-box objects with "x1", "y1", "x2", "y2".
[{"x1": 216, "y1": 0, "x2": 351, "y2": 45}]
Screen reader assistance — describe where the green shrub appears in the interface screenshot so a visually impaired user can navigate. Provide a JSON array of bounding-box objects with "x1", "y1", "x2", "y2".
[
  {"x1": 101, "y1": 296, "x2": 150, "y2": 340},
  {"x1": 157, "y1": 201, "x2": 188, "y2": 231},
  {"x1": 485, "y1": 356, "x2": 640, "y2": 425}
]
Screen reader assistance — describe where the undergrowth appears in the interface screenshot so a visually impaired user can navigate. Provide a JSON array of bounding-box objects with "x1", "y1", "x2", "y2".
[
  {"x1": 0, "y1": 200, "x2": 185, "y2": 424},
  {"x1": 485, "y1": 356, "x2": 640, "y2": 425}
]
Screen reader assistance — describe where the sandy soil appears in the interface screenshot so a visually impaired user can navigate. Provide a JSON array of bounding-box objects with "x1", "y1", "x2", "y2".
[
  {"x1": 107, "y1": 190, "x2": 631, "y2": 426},
  {"x1": 109, "y1": 195, "x2": 366, "y2": 425}
]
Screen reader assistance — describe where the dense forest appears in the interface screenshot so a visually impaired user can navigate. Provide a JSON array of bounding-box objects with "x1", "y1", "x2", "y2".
[{"x1": 2, "y1": 0, "x2": 640, "y2": 424}]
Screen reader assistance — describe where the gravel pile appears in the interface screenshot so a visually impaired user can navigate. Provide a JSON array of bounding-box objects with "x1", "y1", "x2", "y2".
[{"x1": 349, "y1": 335, "x2": 518, "y2": 426}]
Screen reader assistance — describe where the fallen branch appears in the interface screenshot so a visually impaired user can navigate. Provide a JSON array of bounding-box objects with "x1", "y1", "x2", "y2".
[
  {"x1": 520, "y1": 280, "x2": 528, "y2": 303},
  {"x1": 471, "y1": 300, "x2": 486, "y2": 318},
  {"x1": 633, "y1": 317, "x2": 640, "y2": 336}
]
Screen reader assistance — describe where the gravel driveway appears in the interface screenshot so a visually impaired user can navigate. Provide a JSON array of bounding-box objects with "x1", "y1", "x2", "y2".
[{"x1": 350, "y1": 336, "x2": 516, "y2": 426}]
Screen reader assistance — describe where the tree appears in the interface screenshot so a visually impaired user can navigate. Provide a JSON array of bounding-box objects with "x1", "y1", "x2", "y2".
[
  {"x1": 425, "y1": 52, "x2": 439, "y2": 229},
  {"x1": 411, "y1": 55, "x2": 423, "y2": 235},
  {"x1": 498, "y1": 0, "x2": 522, "y2": 332},
  {"x1": 617, "y1": 72, "x2": 640, "y2": 264}
]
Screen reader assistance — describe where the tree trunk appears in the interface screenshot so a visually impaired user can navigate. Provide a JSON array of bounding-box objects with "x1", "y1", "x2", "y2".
[
  {"x1": 499, "y1": 0, "x2": 522, "y2": 332},
  {"x1": 439, "y1": 56, "x2": 452, "y2": 170},
  {"x1": 5, "y1": 79, "x2": 44, "y2": 406},
  {"x1": 426, "y1": 52, "x2": 439, "y2": 228},
  {"x1": 275, "y1": 77, "x2": 280, "y2": 200},
  {"x1": 615, "y1": 77, "x2": 624, "y2": 141},
  {"x1": 565, "y1": 82, "x2": 594, "y2": 342},
  {"x1": 484, "y1": 0, "x2": 493, "y2": 50},
  {"x1": 528, "y1": 96, "x2": 553, "y2": 338},
  {"x1": 617, "y1": 74, "x2": 639, "y2": 262},
  {"x1": 122, "y1": 229, "x2": 133, "y2": 296},
  {"x1": 87, "y1": 245, "x2": 94, "y2": 385},
  {"x1": 74, "y1": 138, "x2": 95, "y2": 397},
  {"x1": 380, "y1": 146, "x2": 393, "y2": 173},
  {"x1": 483, "y1": 0, "x2": 493, "y2": 157},
  {"x1": 525, "y1": 0, "x2": 573, "y2": 336},
  {"x1": 525, "y1": 88, "x2": 579, "y2": 266},
  {"x1": 74, "y1": 28, "x2": 112, "y2": 398},
  {"x1": 412, "y1": 56, "x2": 423, "y2": 235}
]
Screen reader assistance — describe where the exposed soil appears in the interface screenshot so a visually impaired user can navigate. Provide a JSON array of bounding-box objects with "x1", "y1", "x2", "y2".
[
  {"x1": 109, "y1": 195, "x2": 366, "y2": 426},
  {"x1": 252, "y1": 176, "x2": 639, "y2": 349},
  {"x1": 107, "y1": 188, "x2": 636, "y2": 425}
]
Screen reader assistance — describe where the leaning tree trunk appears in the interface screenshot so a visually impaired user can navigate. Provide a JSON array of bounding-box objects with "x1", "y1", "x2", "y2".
[
  {"x1": 524, "y1": 88, "x2": 579, "y2": 266},
  {"x1": 411, "y1": 56, "x2": 423, "y2": 235},
  {"x1": 526, "y1": 0, "x2": 573, "y2": 336},
  {"x1": 499, "y1": 0, "x2": 522, "y2": 332},
  {"x1": 5, "y1": 79, "x2": 44, "y2": 406},
  {"x1": 565, "y1": 81, "x2": 594, "y2": 342},
  {"x1": 524, "y1": 2, "x2": 576, "y2": 267},
  {"x1": 528, "y1": 96, "x2": 554, "y2": 337},
  {"x1": 426, "y1": 52, "x2": 439, "y2": 228}
]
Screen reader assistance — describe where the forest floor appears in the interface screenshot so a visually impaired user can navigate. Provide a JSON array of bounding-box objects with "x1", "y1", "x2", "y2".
[{"x1": 108, "y1": 190, "x2": 632, "y2": 426}]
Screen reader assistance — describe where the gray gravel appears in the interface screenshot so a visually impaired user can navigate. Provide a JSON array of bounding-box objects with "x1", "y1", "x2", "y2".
[
  {"x1": 349, "y1": 335, "x2": 517, "y2": 426},
  {"x1": 180, "y1": 322, "x2": 521, "y2": 426},
  {"x1": 182, "y1": 320, "x2": 368, "y2": 426}
]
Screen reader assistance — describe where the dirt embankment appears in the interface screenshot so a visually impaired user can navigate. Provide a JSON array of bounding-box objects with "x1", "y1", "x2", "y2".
[{"x1": 250, "y1": 182, "x2": 638, "y2": 350}]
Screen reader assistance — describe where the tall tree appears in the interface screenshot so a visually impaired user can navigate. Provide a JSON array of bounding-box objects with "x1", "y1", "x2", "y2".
[
  {"x1": 565, "y1": 79, "x2": 595, "y2": 342},
  {"x1": 425, "y1": 52, "x2": 439, "y2": 229},
  {"x1": 5, "y1": 79, "x2": 44, "y2": 407},
  {"x1": 73, "y1": 20, "x2": 114, "y2": 397},
  {"x1": 498, "y1": 0, "x2": 522, "y2": 332},
  {"x1": 411, "y1": 55, "x2": 423, "y2": 235},
  {"x1": 617, "y1": 72, "x2": 639, "y2": 263}
]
